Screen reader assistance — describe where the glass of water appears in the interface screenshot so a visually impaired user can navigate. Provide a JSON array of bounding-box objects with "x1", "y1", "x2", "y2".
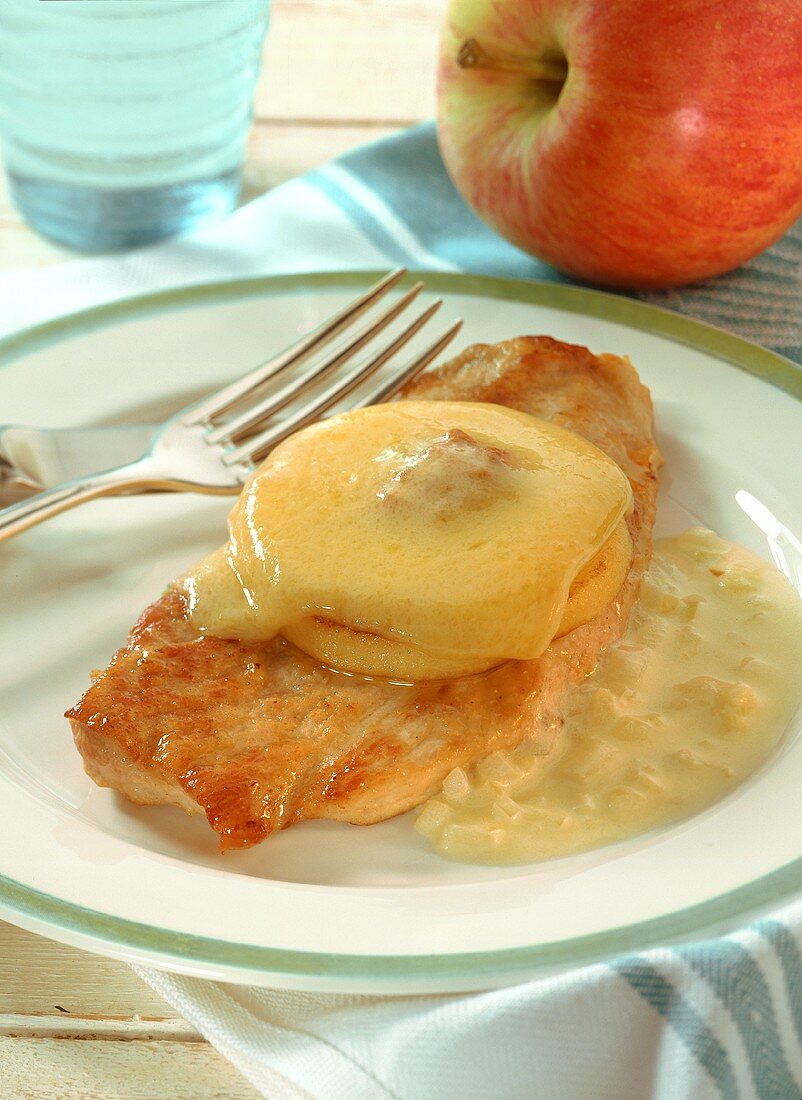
[{"x1": 0, "y1": 0, "x2": 270, "y2": 251}]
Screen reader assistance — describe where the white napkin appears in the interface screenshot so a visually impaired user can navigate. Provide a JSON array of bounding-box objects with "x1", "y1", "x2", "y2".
[
  {"x1": 133, "y1": 906, "x2": 802, "y2": 1100},
  {"x1": 3, "y1": 125, "x2": 801, "y2": 1100}
]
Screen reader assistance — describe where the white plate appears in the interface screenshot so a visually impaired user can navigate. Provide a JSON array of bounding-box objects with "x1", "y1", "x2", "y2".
[{"x1": 0, "y1": 271, "x2": 800, "y2": 993}]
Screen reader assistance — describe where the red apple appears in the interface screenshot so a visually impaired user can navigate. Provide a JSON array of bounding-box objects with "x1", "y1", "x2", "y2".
[{"x1": 437, "y1": 1, "x2": 802, "y2": 288}]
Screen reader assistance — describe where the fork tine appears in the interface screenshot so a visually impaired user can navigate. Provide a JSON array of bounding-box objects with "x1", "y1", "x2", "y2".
[
  {"x1": 348, "y1": 319, "x2": 463, "y2": 408},
  {"x1": 223, "y1": 310, "x2": 463, "y2": 467},
  {"x1": 181, "y1": 268, "x2": 408, "y2": 426},
  {"x1": 205, "y1": 281, "x2": 424, "y2": 445},
  {"x1": 223, "y1": 299, "x2": 444, "y2": 465}
]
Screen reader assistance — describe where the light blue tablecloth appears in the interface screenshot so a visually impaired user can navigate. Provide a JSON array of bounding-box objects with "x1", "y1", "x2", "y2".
[{"x1": 2, "y1": 123, "x2": 800, "y2": 1100}]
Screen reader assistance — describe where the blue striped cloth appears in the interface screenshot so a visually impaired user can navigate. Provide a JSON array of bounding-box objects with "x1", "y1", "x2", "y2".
[{"x1": 2, "y1": 122, "x2": 800, "y2": 1100}]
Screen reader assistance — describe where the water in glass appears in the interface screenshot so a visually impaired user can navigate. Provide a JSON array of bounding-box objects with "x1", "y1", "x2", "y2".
[{"x1": 0, "y1": 0, "x2": 270, "y2": 250}]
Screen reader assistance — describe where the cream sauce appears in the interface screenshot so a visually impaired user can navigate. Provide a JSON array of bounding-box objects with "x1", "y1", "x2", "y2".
[{"x1": 415, "y1": 528, "x2": 802, "y2": 864}]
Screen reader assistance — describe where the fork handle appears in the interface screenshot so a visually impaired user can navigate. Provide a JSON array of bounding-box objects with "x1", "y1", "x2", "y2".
[{"x1": 0, "y1": 464, "x2": 155, "y2": 544}]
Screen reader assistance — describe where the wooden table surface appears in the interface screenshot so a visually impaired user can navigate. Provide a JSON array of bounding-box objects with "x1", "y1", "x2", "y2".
[{"x1": 0, "y1": 2, "x2": 445, "y2": 1095}]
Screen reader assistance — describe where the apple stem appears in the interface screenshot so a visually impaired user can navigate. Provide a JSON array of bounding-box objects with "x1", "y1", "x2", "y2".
[{"x1": 457, "y1": 38, "x2": 568, "y2": 82}]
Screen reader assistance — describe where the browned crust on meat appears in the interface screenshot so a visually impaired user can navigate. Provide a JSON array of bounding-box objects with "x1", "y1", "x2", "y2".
[
  {"x1": 72, "y1": 720, "x2": 200, "y2": 815},
  {"x1": 67, "y1": 337, "x2": 661, "y2": 850}
]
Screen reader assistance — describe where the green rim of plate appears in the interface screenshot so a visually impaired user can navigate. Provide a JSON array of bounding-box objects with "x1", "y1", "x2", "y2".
[{"x1": 0, "y1": 269, "x2": 800, "y2": 985}]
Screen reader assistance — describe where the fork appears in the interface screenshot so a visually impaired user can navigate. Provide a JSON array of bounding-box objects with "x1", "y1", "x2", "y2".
[{"x1": 0, "y1": 269, "x2": 462, "y2": 544}]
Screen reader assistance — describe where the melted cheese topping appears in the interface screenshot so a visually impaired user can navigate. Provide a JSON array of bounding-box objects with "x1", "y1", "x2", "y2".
[
  {"x1": 416, "y1": 528, "x2": 802, "y2": 863},
  {"x1": 183, "y1": 401, "x2": 633, "y2": 680}
]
